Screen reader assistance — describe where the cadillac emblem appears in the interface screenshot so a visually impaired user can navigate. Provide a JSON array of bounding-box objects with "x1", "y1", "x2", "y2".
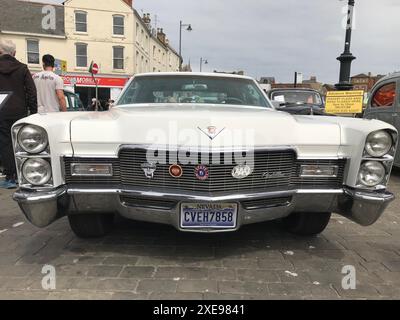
[
  {"x1": 169, "y1": 164, "x2": 183, "y2": 178},
  {"x1": 194, "y1": 165, "x2": 209, "y2": 181},
  {"x1": 198, "y1": 126, "x2": 226, "y2": 140},
  {"x1": 232, "y1": 164, "x2": 253, "y2": 179},
  {"x1": 141, "y1": 162, "x2": 157, "y2": 179}
]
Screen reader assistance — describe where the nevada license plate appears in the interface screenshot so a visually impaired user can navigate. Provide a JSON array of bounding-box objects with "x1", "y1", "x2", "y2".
[{"x1": 180, "y1": 203, "x2": 238, "y2": 229}]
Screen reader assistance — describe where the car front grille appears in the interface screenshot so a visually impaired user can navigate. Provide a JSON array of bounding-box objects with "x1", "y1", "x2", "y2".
[{"x1": 63, "y1": 147, "x2": 346, "y2": 194}]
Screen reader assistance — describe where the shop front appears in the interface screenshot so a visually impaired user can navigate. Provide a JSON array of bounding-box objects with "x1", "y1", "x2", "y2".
[{"x1": 62, "y1": 74, "x2": 131, "y2": 109}]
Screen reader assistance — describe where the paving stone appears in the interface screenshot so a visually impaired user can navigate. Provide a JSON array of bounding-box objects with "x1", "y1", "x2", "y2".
[
  {"x1": 87, "y1": 266, "x2": 123, "y2": 278},
  {"x1": 154, "y1": 267, "x2": 208, "y2": 280},
  {"x1": 208, "y1": 268, "x2": 236, "y2": 281},
  {"x1": 218, "y1": 281, "x2": 268, "y2": 295},
  {"x1": 136, "y1": 280, "x2": 178, "y2": 293},
  {"x1": 236, "y1": 269, "x2": 280, "y2": 283},
  {"x1": 119, "y1": 266, "x2": 155, "y2": 279},
  {"x1": 177, "y1": 280, "x2": 217, "y2": 293}
]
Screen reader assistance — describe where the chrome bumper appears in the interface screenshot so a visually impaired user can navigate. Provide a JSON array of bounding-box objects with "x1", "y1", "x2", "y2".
[{"x1": 13, "y1": 186, "x2": 395, "y2": 231}]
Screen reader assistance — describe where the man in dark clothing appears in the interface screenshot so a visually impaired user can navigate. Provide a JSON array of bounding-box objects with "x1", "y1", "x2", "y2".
[{"x1": 0, "y1": 39, "x2": 37, "y2": 189}]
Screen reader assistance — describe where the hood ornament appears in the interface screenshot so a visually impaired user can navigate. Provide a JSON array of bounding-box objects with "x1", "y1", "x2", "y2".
[{"x1": 198, "y1": 126, "x2": 226, "y2": 140}]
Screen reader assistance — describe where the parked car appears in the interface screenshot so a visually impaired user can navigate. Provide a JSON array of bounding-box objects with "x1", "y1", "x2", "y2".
[
  {"x1": 64, "y1": 90, "x2": 86, "y2": 112},
  {"x1": 11, "y1": 73, "x2": 397, "y2": 238},
  {"x1": 267, "y1": 88, "x2": 327, "y2": 115},
  {"x1": 363, "y1": 72, "x2": 400, "y2": 166}
]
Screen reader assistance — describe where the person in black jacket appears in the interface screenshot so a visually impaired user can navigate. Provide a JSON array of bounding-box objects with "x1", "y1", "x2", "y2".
[{"x1": 0, "y1": 39, "x2": 37, "y2": 189}]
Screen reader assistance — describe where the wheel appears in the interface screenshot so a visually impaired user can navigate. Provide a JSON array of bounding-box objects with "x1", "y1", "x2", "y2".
[
  {"x1": 68, "y1": 213, "x2": 114, "y2": 238},
  {"x1": 283, "y1": 212, "x2": 331, "y2": 236}
]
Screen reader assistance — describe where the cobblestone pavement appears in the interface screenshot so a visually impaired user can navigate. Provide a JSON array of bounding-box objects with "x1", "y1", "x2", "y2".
[{"x1": 1, "y1": 170, "x2": 400, "y2": 300}]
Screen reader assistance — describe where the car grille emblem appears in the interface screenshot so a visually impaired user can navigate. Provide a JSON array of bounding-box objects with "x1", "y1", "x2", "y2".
[
  {"x1": 198, "y1": 126, "x2": 226, "y2": 140},
  {"x1": 262, "y1": 171, "x2": 287, "y2": 179},
  {"x1": 141, "y1": 163, "x2": 157, "y2": 179},
  {"x1": 232, "y1": 164, "x2": 253, "y2": 179},
  {"x1": 194, "y1": 165, "x2": 209, "y2": 181},
  {"x1": 169, "y1": 164, "x2": 183, "y2": 178}
]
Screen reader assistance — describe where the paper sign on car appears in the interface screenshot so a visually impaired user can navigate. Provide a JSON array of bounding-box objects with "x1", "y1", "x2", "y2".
[{"x1": 325, "y1": 90, "x2": 364, "y2": 114}]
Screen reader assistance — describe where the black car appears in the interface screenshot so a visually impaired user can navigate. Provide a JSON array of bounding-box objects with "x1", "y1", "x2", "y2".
[{"x1": 266, "y1": 88, "x2": 327, "y2": 115}]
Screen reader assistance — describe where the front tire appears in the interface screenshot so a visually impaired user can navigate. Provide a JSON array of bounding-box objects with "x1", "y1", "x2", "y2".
[
  {"x1": 283, "y1": 212, "x2": 331, "y2": 236},
  {"x1": 68, "y1": 213, "x2": 114, "y2": 238}
]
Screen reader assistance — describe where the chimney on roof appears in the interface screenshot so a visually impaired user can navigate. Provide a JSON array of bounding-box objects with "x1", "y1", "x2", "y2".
[
  {"x1": 310, "y1": 76, "x2": 317, "y2": 82},
  {"x1": 123, "y1": 0, "x2": 133, "y2": 8},
  {"x1": 157, "y1": 28, "x2": 166, "y2": 45},
  {"x1": 143, "y1": 13, "x2": 151, "y2": 24}
]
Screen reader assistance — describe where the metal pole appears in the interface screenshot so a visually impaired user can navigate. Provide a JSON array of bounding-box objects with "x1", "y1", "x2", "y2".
[
  {"x1": 335, "y1": 0, "x2": 356, "y2": 90},
  {"x1": 179, "y1": 21, "x2": 182, "y2": 71},
  {"x1": 294, "y1": 72, "x2": 297, "y2": 88},
  {"x1": 200, "y1": 57, "x2": 202, "y2": 72}
]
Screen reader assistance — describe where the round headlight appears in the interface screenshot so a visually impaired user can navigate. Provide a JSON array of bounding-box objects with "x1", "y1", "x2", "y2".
[
  {"x1": 358, "y1": 161, "x2": 386, "y2": 187},
  {"x1": 365, "y1": 131, "x2": 392, "y2": 157},
  {"x1": 17, "y1": 125, "x2": 48, "y2": 154},
  {"x1": 22, "y1": 158, "x2": 52, "y2": 186}
]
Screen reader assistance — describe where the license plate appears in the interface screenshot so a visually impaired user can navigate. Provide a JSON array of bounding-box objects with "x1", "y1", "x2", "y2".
[{"x1": 180, "y1": 203, "x2": 238, "y2": 229}]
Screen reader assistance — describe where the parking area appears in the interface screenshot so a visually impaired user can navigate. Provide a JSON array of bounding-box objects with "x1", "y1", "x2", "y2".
[{"x1": 1, "y1": 170, "x2": 400, "y2": 300}]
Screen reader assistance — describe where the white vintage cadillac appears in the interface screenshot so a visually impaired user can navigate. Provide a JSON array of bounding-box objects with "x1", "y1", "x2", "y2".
[{"x1": 12, "y1": 73, "x2": 397, "y2": 238}]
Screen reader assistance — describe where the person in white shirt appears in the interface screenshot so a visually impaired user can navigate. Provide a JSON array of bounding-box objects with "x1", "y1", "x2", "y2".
[{"x1": 33, "y1": 54, "x2": 67, "y2": 113}]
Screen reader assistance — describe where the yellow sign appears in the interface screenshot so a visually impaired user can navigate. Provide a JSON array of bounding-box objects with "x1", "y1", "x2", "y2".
[
  {"x1": 325, "y1": 90, "x2": 364, "y2": 114},
  {"x1": 55, "y1": 59, "x2": 67, "y2": 75}
]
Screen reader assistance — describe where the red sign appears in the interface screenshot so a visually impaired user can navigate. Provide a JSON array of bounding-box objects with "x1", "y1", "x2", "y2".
[
  {"x1": 91, "y1": 63, "x2": 99, "y2": 75},
  {"x1": 62, "y1": 75, "x2": 130, "y2": 88}
]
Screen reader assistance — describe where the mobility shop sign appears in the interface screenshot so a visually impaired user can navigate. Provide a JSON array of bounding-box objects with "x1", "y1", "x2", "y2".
[{"x1": 61, "y1": 75, "x2": 130, "y2": 88}]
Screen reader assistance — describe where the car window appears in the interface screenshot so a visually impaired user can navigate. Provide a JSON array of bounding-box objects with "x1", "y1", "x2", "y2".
[
  {"x1": 271, "y1": 91, "x2": 323, "y2": 105},
  {"x1": 117, "y1": 76, "x2": 271, "y2": 108},
  {"x1": 371, "y1": 82, "x2": 396, "y2": 108}
]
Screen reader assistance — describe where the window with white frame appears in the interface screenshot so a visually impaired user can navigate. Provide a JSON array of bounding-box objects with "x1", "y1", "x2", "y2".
[
  {"x1": 113, "y1": 15, "x2": 124, "y2": 35},
  {"x1": 27, "y1": 39, "x2": 39, "y2": 64},
  {"x1": 76, "y1": 43, "x2": 87, "y2": 67},
  {"x1": 75, "y1": 11, "x2": 87, "y2": 32},
  {"x1": 113, "y1": 46, "x2": 124, "y2": 69}
]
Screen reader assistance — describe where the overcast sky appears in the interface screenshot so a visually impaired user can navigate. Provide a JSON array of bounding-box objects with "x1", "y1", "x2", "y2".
[{"x1": 32, "y1": 0, "x2": 400, "y2": 83}]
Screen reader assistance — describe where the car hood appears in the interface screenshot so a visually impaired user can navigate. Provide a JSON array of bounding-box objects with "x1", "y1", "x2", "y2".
[{"x1": 67, "y1": 104, "x2": 342, "y2": 156}]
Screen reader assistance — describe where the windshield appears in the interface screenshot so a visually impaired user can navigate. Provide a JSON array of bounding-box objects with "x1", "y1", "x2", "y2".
[
  {"x1": 271, "y1": 90, "x2": 323, "y2": 106},
  {"x1": 117, "y1": 75, "x2": 270, "y2": 108}
]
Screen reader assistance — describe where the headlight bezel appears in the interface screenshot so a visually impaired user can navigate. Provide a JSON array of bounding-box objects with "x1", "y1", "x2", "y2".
[
  {"x1": 357, "y1": 129, "x2": 398, "y2": 190},
  {"x1": 357, "y1": 160, "x2": 387, "y2": 188},
  {"x1": 363, "y1": 130, "x2": 397, "y2": 159},
  {"x1": 16, "y1": 124, "x2": 49, "y2": 155},
  {"x1": 20, "y1": 158, "x2": 53, "y2": 187}
]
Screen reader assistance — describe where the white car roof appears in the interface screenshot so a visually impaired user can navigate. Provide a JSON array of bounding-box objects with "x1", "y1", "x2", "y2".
[{"x1": 133, "y1": 72, "x2": 255, "y2": 81}]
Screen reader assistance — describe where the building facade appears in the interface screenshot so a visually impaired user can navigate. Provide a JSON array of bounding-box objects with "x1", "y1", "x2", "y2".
[
  {"x1": 0, "y1": 0, "x2": 181, "y2": 105},
  {"x1": 351, "y1": 73, "x2": 385, "y2": 92}
]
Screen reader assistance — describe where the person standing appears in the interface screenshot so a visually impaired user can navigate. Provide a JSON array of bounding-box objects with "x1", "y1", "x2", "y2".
[
  {"x1": 33, "y1": 54, "x2": 67, "y2": 113},
  {"x1": 0, "y1": 39, "x2": 37, "y2": 189}
]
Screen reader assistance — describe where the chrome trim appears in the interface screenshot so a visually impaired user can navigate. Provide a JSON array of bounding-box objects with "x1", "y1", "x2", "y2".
[
  {"x1": 117, "y1": 144, "x2": 299, "y2": 155},
  {"x1": 300, "y1": 165, "x2": 339, "y2": 178},
  {"x1": 13, "y1": 185, "x2": 394, "y2": 231},
  {"x1": 70, "y1": 163, "x2": 114, "y2": 177}
]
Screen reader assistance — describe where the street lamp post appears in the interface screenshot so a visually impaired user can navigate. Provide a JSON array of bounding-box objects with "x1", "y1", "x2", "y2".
[
  {"x1": 335, "y1": 0, "x2": 356, "y2": 91},
  {"x1": 200, "y1": 57, "x2": 208, "y2": 72},
  {"x1": 179, "y1": 20, "x2": 192, "y2": 71}
]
